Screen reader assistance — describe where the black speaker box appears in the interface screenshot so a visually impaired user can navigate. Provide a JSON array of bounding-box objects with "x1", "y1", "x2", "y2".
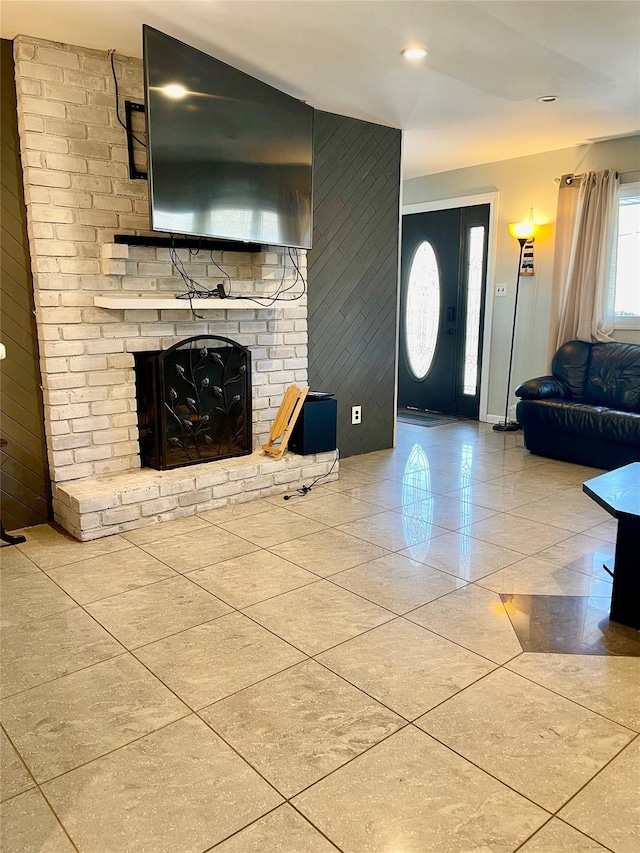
[{"x1": 289, "y1": 397, "x2": 337, "y2": 455}]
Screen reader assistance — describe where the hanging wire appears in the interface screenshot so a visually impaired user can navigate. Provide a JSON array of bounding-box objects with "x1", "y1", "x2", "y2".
[
  {"x1": 109, "y1": 50, "x2": 146, "y2": 147},
  {"x1": 171, "y1": 241, "x2": 307, "y2": 311}
]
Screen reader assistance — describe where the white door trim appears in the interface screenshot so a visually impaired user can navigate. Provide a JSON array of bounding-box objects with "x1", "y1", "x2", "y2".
[{"x1": 401, "y1": 192, "x2": 500, "y2": 422}]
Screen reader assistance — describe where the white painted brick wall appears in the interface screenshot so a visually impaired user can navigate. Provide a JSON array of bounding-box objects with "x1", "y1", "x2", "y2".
[{"x1": 14, "y1": 35, "x2": 308, "y2": 503}]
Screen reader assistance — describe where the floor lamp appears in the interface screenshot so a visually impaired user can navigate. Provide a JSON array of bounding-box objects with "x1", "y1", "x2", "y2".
[{"x1": 493, "y1": 221, "x2": 537, "y2": 432}]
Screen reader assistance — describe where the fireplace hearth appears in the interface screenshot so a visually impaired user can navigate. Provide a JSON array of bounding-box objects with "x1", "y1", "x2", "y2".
[{"x1": 134, "y1": 336, "x2": 252, "y2": 470}]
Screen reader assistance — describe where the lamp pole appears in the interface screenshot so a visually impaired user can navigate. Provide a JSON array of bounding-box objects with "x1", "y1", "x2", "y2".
[{"x1": 493, "y1": 237, "x2": 527, "y2": 432}]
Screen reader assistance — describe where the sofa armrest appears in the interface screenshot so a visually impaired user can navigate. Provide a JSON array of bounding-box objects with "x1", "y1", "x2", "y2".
[{"x1": 515, "y1": 376, "x2": 568, "y2": 400}]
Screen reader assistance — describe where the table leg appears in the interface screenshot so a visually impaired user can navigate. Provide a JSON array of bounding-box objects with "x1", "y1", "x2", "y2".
[{"x1": 609, "y1": 516, "x2": 640, "y2": 630}]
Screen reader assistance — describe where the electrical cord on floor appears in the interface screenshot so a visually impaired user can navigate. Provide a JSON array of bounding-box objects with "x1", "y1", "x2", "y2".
[{"x1": 283, "y1": 449, "x2": 340, "y2": 500}]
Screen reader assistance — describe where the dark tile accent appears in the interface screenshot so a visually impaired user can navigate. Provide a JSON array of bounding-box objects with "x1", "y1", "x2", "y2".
[{"x1": 501, "y1": 594, "x2": 640, "y2": 656}]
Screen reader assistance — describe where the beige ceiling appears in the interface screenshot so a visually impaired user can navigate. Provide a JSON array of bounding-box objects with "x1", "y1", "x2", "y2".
[{"x1": 3, "y1": 0, "x2": 639, "y2": 178}]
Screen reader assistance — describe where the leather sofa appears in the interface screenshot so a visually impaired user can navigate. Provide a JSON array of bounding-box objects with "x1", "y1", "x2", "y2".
[{"x1": 515, "y1": 340, "x2": 640, "y2": 470}]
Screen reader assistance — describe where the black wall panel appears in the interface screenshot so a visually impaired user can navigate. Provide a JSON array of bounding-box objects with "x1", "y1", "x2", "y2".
[
  {"x1": 307, "y1": 111, "x2": 401, "y2": 458},
  {"x1": 1, "y1": 39, "x2": 52, "y2": 530}
]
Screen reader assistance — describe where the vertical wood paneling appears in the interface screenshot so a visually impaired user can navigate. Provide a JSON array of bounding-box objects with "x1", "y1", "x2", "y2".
[
  {"x1": 1, "y1": 38, "x2": 51, "y2": 530},
  {"x1": 308, "y1": 111, "x2": 401, "y2": 457}
]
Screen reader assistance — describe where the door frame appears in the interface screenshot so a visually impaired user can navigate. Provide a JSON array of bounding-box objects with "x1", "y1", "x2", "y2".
[{"x1": 399, "y1": 192, "x2": 499, "y2": 424}]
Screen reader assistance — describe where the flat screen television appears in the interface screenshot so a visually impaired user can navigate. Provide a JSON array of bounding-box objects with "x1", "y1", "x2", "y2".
[{"x1": 142, "y1": 26, "x2": 314, "y2": 249}]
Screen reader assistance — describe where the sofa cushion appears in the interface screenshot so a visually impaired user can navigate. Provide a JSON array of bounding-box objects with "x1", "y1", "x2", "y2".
[
  {"x1": 517, "y1": 399, "x2": 640, "y2": 444},
  {"x1": 551, "y1": 340, "x2": 591, "y2": 400},
  {"x1": 584, "y1": 343, "x2": 640, "y2": 413},
  {"x1": 516, "y1": 376, "x2": 568, "y2": 400}
]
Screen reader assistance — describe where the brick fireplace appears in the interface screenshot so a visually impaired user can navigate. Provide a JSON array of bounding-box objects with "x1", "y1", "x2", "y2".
[{"x1": 13, "y1": 35, "x2": 337, "y2": 541}]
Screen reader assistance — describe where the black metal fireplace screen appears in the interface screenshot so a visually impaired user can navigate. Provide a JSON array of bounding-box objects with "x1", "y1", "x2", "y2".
[{"x1": 134, "y1": 335, "x2": 252, "y2": 470}]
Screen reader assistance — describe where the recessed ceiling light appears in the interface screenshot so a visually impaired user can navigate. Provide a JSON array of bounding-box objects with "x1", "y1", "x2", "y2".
[
  {"x1": 537, "y1": 95, "x2": 558, "y2": 103},
  {"x1": 402, "y1": 47, "x2": 428, "y2": 60},
  {"x1": 162, "y1": 83, "x2": 188, "y2": 100}
]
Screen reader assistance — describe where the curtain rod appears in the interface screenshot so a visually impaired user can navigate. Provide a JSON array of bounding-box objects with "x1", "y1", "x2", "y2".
[{"x1": 555, "y1": 170, "x2": 620, "y2": 186}]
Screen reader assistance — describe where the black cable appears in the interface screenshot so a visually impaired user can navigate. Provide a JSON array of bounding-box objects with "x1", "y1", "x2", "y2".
[
  {"x1": 233, "y1": 247, "x2": 307, "y2": 306},
  {"x1": 275, "y1": 248, "x2": 301, "y2": 298},
  {"x1": 238, "y1": 249, "x2": 293, "y2": 307},
  {"x1": 167, "y1": 238, "x2": 307, "y2": 311},
  {"x1": 208, "y1": 252, "x2": 232, "y2": 292},
  {"x1": 109, "y1": 50, "x2": 146, "y2": 147},
  {"x1": 283, "y1": 448, "x2": 340, "y2": 500},
  {"x1": 169, "y1": 236, "x2": 206, "y2": 318}
]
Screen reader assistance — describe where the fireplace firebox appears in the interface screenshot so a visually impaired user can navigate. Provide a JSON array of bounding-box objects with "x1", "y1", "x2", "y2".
[{"x1": 134, "y1": 336, "x2": 252, "y2": 470}]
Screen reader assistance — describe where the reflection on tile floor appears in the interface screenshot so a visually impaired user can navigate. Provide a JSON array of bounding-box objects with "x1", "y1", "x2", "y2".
[
  {"x1": 1, "y1": 420, "x2": 638, "y2": 853},
  {"x1": 502, "y1": 594, "x2": 640, "y2": 656}
]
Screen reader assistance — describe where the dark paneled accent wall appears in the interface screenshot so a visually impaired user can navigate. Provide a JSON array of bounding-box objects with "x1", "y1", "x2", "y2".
[
  {"x1": 1, "y1": 39, "x2": 52, "y2": 530},
  {"x1": 307, "y1": 111, "x2": 401, "y2": 458}
]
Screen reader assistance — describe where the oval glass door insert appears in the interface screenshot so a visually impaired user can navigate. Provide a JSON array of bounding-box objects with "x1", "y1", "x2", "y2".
[{"x1": 405, "y1": 241, "x2": 441, "y2": 380}]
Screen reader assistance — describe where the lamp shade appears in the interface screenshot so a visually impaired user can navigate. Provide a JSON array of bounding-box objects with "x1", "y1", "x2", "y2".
[{"x1": 509, "y1": 221, "x2": 537, "y2": 240}]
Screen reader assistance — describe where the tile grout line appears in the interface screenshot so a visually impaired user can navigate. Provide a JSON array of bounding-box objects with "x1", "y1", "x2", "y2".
[
  {"x1": 402, "y1": 680, "x2": 638, "y2": 846},
  {"x1": 278, "y1": 721, "x2": 414, "y2": 804},
  {"x1": 405, "y1": 723, "x2": 558, "y2": 818},
  {"x1": 0, "y1": 721, "x2": 39, "y2": 805},
  {"x1": 511, "y1": 814, "x2": 617, "y2": 853},
  {"x1": 12, "y1": 713, "x2": 194, "y2": 790},
  {"x1": 285, "y1": 802, "x2": 345, "y2": 852},
  {"x1": 500, "y1": 661, "x2": 640, "y2": 736},
  {"x1": 408, "y1": 669, "x2": 638, "y2": 811},
  {"x1": 199, "y1": 802, "x2": 285, "y2": 852},
  {"x1": 310, "y1": 653, "x2": 414, "y2": 724},
  {"x1": 201, "y1": 800, "x2": 347, "y2": 853},
  {"x1": 15, "y1": 539, "x2": 137, "y2": 572},
  {"x1": 236, "y1": 596, "x2": 397, "y2": 659},
  {"x1": 550, "y1": 817, "x2": 618, "y2": 853},
  {"x1": 545, "y1": 730, "x2": 640, "y2": 818},
  {"x1": 192, "y1": 657, "x2": 314, "y2": 715},
  {"x1": 0, "y1": 649, "x2": 131, "y2": 702},
  {"x1": 0, "y1": 722, "x2": 81, "y2": 853}
]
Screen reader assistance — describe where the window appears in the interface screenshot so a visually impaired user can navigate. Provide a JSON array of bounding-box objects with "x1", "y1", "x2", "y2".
[
  {"x1": 462, "y1": 226, "x2": 485, "y2": 395},
  {"x1": 404, "y1": 241, "x2": 440, "y2": 380},
  {"x1": 613, "y1": 182, "x2": 640, "y2": 330}
]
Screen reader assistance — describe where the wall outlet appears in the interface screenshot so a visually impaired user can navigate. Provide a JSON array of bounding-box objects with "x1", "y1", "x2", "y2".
[
  {"x1": 496, "y1": 283, "x2": 507, "y2": 297},
  {"x1": 351, "y1": 405, "x2": 362, "y2": 425}
]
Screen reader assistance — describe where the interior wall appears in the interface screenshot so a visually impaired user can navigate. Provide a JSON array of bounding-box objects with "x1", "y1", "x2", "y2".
[
  {"x1": 308, "y1": 110, "x2": 401, "y2": 457},
  {"x1": 403, "y1": 135, "x2": 640, "y2": 419},
  {"x1": 0, "y1": 38, "x2": 52, "y2": 530}
]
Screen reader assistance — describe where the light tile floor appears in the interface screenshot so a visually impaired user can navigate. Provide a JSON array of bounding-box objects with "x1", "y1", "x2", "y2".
[{"x1": 1, "y1": 420, "x2": 638, "y2": 853}]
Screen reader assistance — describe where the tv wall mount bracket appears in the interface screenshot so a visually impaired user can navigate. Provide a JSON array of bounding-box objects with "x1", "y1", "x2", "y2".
[{"x1": 125, "y1": 100, "x2": 147, "y2": 180}]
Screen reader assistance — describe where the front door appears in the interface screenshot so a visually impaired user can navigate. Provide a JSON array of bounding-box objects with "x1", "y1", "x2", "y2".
[{"x1": 398, "y1": 204, "x2": 489, "y2": 419}]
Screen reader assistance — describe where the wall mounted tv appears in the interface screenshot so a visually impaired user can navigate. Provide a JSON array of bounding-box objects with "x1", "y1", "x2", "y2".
[{"x1": 143, "y1": 26, "x2": 314, "y2": 249}]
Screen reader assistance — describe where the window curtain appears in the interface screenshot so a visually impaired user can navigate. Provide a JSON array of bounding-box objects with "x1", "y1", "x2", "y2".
[{"x1": 553, "y1": 169, "x2": 619, "y2": 350}]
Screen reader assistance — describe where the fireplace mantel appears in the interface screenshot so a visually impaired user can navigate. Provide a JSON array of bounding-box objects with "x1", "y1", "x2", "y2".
[{"x1": 93, "y1": 295, "x2": 281, "y2": 311}]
